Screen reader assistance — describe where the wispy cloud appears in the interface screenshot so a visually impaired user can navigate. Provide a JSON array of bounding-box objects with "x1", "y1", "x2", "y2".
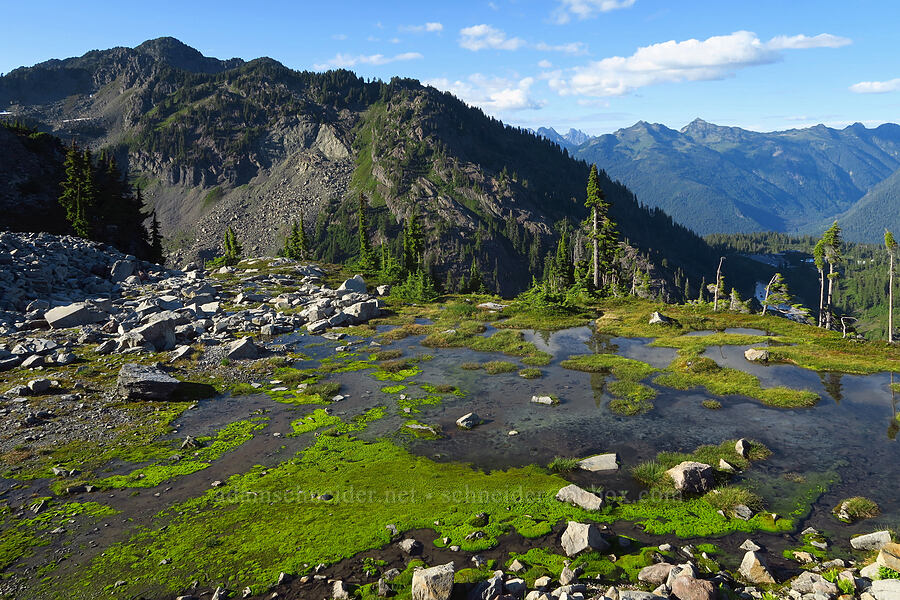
[
  {"x1": 331, "y1": 33, "x2": 348, "y2": 41},
  {"x1": 459, "y1": 24, "x2": 526, "y2": 51},
  {"x1": 400, "y1": 22, "x2": 443, "y2": 33},
  {"x1": 538, "y1": 59, "x2": 554, "y2": 69},
  {"x1": 425, "y1": 74, "x2": 545, "y2": 112},
  {"x1": 849, "y1": 78, "x2": 900, "y2": 94},
  {"x1": 535, "y1": 41, "x2": 587, "y2": 54},
  {"x1": 314, "y1": 52, "x2": 424, "y2": 70},
  {"x1": 550, "y1": 31, "x2": 851, "y2": 97},
  {"x1": 553, "y1": 0, "x2": 637, "y2": 24},
  {"x1": 766, "y1": 33, "x2": 851, "y2": 50}
]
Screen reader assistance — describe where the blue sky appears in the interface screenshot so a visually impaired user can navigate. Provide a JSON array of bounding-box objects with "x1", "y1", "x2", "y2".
[{"x1": 2, "y1": 0, "x2": 899, "y2": 134}]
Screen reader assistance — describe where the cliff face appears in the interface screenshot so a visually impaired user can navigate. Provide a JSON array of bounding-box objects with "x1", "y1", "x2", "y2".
[{"x1": 0, "y1": 38, "x2": 713, "y2": 297}]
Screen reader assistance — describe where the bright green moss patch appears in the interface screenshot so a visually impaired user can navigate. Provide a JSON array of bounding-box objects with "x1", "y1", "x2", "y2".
[
  {"x1": 401, "y1": 419, "x2": 443, "y2": 439},
  {"x1": 423, "y1": 328, "x2": 551, "y2": 365},
  {"x1": 561, "y1": 353, "x2": 657, "y2": 380},
  {"x1": 614, "y1": 496, "x2": 789, "y2": 537},
  {"x1": 70, "y1": 434, "x2": 595, "y2": 598},
  {"x1": 655, "y1": 356, "x2": 819, "y2": 408},
  {"x1": 519, "y1": 368, "x2": 542, "y2": 379},
  {"x1": 290, "y1": 410, "x2": 342, "y2": 435},
  {"x1": 92, "y1": 419, "x2": 267, "y2": 489},
  {"x1": 507, "y1": 547, "x2": 626, "y2": 586},
  {"x1": 606, "y1": 381, "x2": 656, "y2": 415},
  {"x1": 381, "y1": 384, "x2": 407, "y2": 394},
  {"x1": 397, "y1": 395, "x2": 442, "y2": 414},
  {"x1": 371, "y1": 365, "x2": 422, "y2": 381}
]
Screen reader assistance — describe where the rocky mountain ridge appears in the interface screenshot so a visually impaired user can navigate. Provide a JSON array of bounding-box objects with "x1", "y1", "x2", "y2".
[{"x1": 0, "y1": 38, "x2": 713, "y2": 298}]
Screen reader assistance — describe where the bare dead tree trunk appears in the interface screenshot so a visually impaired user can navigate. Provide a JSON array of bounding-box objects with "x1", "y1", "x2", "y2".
[
  {"x1": 840, "y1": 316, "x2": 857, "y2": 339},
  {"x1": 818, "y1": 269, "x2": 825, "y2": 327},
  {"x1": 762, "y1": 273, "x2": 777, "y2": 316},
  {"x1": 825, "y1": 264, "x2": 835, "y2": 330},
  {"x1": 713, "y1": 257, "x2": 725, "y2": 311},
  {"x1": 592, "y1": 207, "x2": 600, "y2": 290}
]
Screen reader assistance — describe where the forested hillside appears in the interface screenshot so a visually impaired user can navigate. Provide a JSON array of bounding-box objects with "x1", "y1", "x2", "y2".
[{"x1": 0, "y1": 37, "x2": 718, "y2": 297}]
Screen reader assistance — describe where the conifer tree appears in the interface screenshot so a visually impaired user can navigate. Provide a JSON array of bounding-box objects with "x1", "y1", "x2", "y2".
[
  {"x1": 762, "y1": 272, "x2": 793, "y2": 315},
  {"x1": 584, "y1": 164, "x2": 617, "y2": 289},
  {"x1": 281, "y1": 219, "x2": 307, "y2": 260},
  {"x1": 148, "y1": 210, "x2": 164, "y2": 265},
  {"x1": 822, "y1": 222, "x2": 843, "y2": 329},
  {"x1": 403, "y1": 211, "x2": 424, "y2": 274},
  {"x1": 357, "y1": 193, "x2": 372, "y2": 268},
  {"x1": 886, "y1": 230, "x2": 897, "y2": 342}
]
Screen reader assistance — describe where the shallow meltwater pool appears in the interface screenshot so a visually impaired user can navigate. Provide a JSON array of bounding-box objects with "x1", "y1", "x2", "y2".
[{"x1": 366, "y1": 325, "x2": 900, "y2": 538}]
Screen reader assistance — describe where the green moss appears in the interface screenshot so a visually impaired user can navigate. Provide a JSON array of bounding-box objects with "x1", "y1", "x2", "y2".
[
  {"x1": 655, "y1": 355, "x2": 819, "y2": 408},
  {"x1": 614, "y1": 496, "x2": 789, "y2": 537},
  {"x1": 702, "y1": 399, "x2": 723, "y2": 410},
  {"x1": 606, "y1": 380, "x2": 656, "y2": 415},
  {"x1": 397, "y1": 395, "x2": 442, "y2": 414},
  {"x1": 561, "y1": 353, "x2": 658, "y2": 381},
  {"x1": 381, "y1": 384, "x2": 407, "y2": 394},
  {"x1": 519, "y1": 368, "x2": 542, "y2": 379},
  {"x1": 290, "y1": 410, "x2": 342, "y2": 436},
  {"x1": 401, "y1": 420, "x2": 443, "y2": 439},
  {"x1": 70, "y1": 433, "x2": 596, "y2": 598},
  {"x1": 461, "y1": 362, "x2": 482, "y2": 370},
  {"x1": 92, "y1": 419, "x2": 267, "y2": 489}
]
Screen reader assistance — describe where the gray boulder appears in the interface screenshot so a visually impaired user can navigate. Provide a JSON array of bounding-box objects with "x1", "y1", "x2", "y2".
[
  {"x1": 346, "y1": 300, "x2": 379, "y2": 323},
  {"x1": 411, "y1": 562, "x2": 455, "y2": 600},
  {"x1": 791, "y1": 571, "x2": 838, "y2": 595},
  {"x1": 744, "y1": 348, "x2": 770, "y2": 362},
  {"x1": 665, "y1": 461, "x2": 714, "y2": 493},
  {"x1": 116, "y1": 363, "x2": 181, "y2": 400},
  {"x1": 338, "y1": 274, "x2": 367, "y2": 294},
  {"x1": 739, "y1": 551, "x2": 775, "y2": 585},
  {"x1": 456, "y1": 412, "x2": 481, "y2": 430},
  {"x1": 45, "y1": 302, "x2": 106, "y2": 329},
  {"x1": 226, "y1": 337, "x2": 260, "y2": 360},
  {"x1": 578, "y1": 453, "x2": 618, "y2": 472},
  {"x1": 649, "y1": 312, "x2": 672, "y2": 325},
  {"x1": 851, "y1": 530, "x2": 892, "y2": 551},
  {"x1": 110, "y1": 260, "x2": 136, "y2": 282},
  {"x1": 132, "y1": 316, "x2": 177, "y2": 351},
  {"x1": 871, "y1": 579, "x2": 900, "y2": 600},
  {"x1": 555, "y1": 484, "x2": 604, "y2": 511},
  {"x1": 638, "y1": 563, "x2": 674, "y2": 586},
  {"x1": 560, "y1": 521, "x2": 609, "y2": 556}
]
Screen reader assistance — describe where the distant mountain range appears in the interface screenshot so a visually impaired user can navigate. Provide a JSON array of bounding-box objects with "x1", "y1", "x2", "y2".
[
  {"x1": 533, "y1": 119, "x2": 900, "y2": 242},
  {"x1": 531, "y1": 127, "x2": 592, "y2": 150}
]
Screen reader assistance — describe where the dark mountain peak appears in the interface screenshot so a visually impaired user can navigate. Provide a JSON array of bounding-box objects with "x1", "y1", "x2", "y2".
[{"x1": 134, "y1": 37, "x2": 243, "y2": 74}]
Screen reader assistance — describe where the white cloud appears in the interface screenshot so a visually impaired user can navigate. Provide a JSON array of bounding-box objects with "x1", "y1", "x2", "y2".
[
  {"x1": 766, "y1": 33, "x2": 851, "y2": 50},
  {"x1": 535, "y1": 41, "x2": 587, "y2": 54},
  {"x1": 553, "y1": 0, "x2": 637, "y2": 24},
  {"x1": 849, "y1": 78, "x2": 900, "y2": 94},
  {"x1": 400, "y1": 22, "x2": 443, "y2": 33},
  {"x1": 551, "y1": 31, "x2": 851, "y2": 97},
  {"x1": 459, "y1": 24, "x2": 525, "y2": 51},
  {"x1": 314, "y1": 52, "x2": 424, "y2": 70},
  {"x1": 425, "y1": 74, "x2": 545, "y2": 112},
  {"x1": 538, "y1": 59, "x2": 553, "y2": 68}
]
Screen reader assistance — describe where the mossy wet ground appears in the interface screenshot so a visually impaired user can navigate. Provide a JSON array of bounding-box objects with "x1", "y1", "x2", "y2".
[{"x1": 3, "y1": 291, "x2": 900, "y2": 598}]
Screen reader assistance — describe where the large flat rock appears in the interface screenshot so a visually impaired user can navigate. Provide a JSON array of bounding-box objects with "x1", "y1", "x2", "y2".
[{"x1": 578, "y1": 453, "x2": 618, "y2": 472}]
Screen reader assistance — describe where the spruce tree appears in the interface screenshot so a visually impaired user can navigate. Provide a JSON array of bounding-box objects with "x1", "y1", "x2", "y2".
[
  {"x1": 148, "y1": 210, "x2": 164, "y2": 265},
  {"x1": 886, "y1": 230, "x2": 897, "y2": 342},
  {"x1": 357, "y1": 193, "x2": 372, "y2": 268},
  {"x1": 403, "y1": 211, "x2": 424, "y2": 274}
]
